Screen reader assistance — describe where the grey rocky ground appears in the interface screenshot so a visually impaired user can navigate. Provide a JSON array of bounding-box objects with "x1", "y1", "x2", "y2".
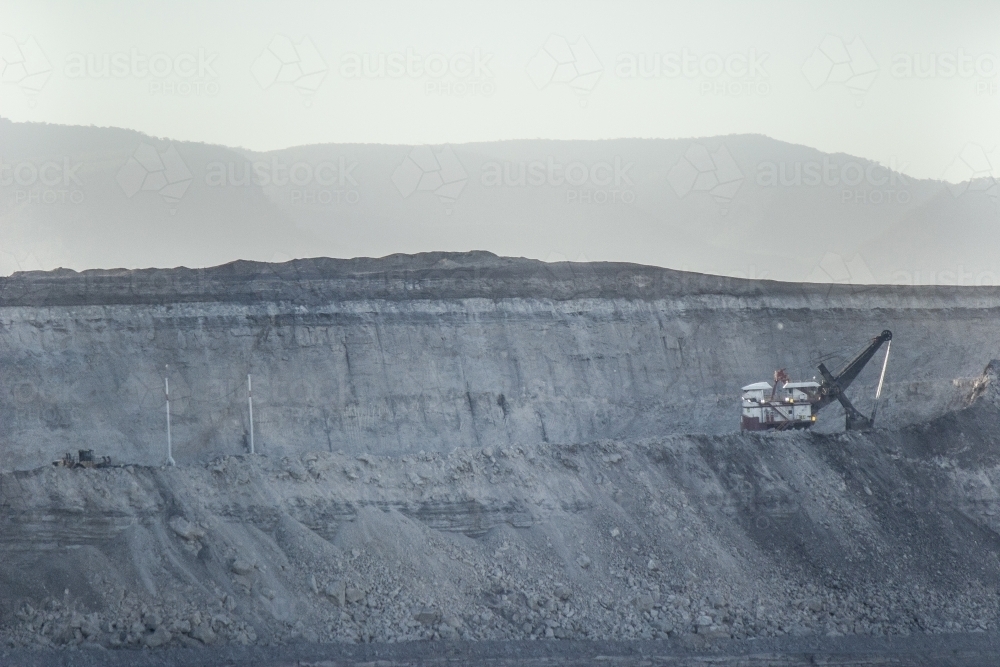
[
  {"x1": 3, "y1": 361, "x2": 1000, "y2": 655},
  {"x1": 4, "y1": 633, "x2": 1000, "y2": 666},
  {"x1": 3, "y1": 255, "x2": 1000, "y2": 664}
]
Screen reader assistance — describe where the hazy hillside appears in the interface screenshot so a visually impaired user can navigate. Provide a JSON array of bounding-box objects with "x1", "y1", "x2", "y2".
[{"x1": 0, "y1": 119, "x2": 992, "y2": 284}]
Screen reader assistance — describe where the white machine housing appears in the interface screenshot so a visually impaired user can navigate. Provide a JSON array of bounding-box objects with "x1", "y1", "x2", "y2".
[{"x1": 741, "y1": 380, "x2": 819, "y2": 430}]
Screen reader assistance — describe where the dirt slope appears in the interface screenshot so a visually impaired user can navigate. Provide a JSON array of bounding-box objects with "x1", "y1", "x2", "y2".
[{"x1": 3, "y1": 362, "x2": 1000, "y2": 650}]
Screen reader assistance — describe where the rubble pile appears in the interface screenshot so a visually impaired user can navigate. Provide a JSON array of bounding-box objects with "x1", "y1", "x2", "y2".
[{"x1": 4, "y1": 371, "x2": 1000, "y2": 650}]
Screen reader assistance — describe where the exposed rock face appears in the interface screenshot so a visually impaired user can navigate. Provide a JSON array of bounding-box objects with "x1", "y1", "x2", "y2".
[
  {"x1": 0, "y1": 252, "x2": 998, "y2": 469},
  {"x1": 2, "y1": 255, "x2": 1000, "y2": 652}
]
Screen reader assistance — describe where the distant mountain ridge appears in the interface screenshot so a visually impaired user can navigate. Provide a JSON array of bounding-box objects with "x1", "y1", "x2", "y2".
[{"x1": 0, "y1": 118, "x2": 993, "y2": 284}]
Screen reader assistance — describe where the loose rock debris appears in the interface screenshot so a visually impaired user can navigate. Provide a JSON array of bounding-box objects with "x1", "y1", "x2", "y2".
[{"x1": 4, "y1": 364, "x2": 1000, "y2": 651}]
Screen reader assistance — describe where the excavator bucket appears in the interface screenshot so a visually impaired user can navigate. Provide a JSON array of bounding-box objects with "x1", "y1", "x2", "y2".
[{"x1": 815, "y1": 330, "x2": 892, "y2": 431}]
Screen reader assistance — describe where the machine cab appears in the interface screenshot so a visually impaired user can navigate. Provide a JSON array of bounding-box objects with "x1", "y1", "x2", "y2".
[
  {"x1": 741, "y1": 381, "x2": 772, "y2": 405},
  {"x1": 782, "y1": 381, "x2": 820, "y2": 402}
]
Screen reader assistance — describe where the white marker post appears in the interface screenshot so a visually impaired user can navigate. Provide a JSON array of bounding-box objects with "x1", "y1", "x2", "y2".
[
  {"x1": 247, "y1": 374, "x2": 255, "y2": 454},
  {"x1": 870, "y1": 340, "x2": 892, "y2": 425},
  {"x1": 164, "y1": 366, "x2": 175, "y2": 466},
  {"x1": 874, "y1": 340, "x2": 891, "y2": 401}
]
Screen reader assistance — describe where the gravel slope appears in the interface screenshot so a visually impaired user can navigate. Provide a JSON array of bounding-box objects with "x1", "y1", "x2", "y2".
[{"x1": 3, "y1": 362, "x2": 1000, "y2": 651}]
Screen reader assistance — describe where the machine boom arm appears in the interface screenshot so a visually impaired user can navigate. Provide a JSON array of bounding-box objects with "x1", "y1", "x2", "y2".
[{"x1": 813, "y1": 329, "x2": 892, "y2": 429}]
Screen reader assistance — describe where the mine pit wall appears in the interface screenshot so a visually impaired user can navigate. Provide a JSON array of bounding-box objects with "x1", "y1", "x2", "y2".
[{"x1": 1, "y1": 281, "x2": 999, "y2": 471}]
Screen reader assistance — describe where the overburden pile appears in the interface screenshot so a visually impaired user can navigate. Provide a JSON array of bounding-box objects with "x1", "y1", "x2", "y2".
[{"x1": 2, "y1": 361, "x2": 1000, "y2": 650}]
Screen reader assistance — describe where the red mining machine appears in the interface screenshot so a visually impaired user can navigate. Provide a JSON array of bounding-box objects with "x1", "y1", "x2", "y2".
[{"x1": 741, "y1": 330, "x2": 892, "y2": 432}]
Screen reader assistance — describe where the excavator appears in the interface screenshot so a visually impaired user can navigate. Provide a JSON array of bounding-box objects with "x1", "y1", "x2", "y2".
[{"x1": 741, "y1": 330, "x2": 892, "y2": 431}]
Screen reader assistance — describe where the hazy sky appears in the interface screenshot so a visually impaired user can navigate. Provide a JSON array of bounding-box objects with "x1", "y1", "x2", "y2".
[{"x1": 2, "y1": 0, "x2": 999, "y2": 181}]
